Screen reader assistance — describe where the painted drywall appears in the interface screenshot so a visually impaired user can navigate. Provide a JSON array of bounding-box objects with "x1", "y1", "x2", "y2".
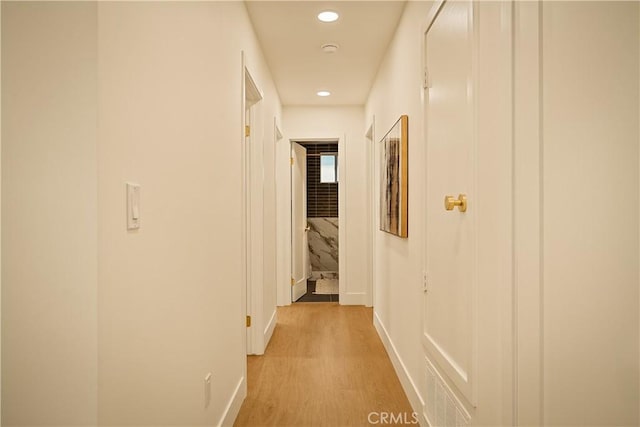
[
  {"x1": 365, "y1": 1, "x2": 431, "y2": 416},
  {"x1": 367, "y1": 3, "x2": 516, "y2": 425},
  {"x1": 279, "y1": 106, "x2": 368, "y2": 305},
  {"x1": 2, "y1": 2, "x2": 98, "y2": 425},
  {"x1": 540, "y1": 2, "x2": 639, "y2": 424},
  {"x1": 97, "y1": 2, "x2": 280, "y2": 425},
  {"x1": 2, "y1": 1, "x2": 280, "y2": 425},
  {"x1": 369, "y1": 2, "x2": 640, "y2": 427}
]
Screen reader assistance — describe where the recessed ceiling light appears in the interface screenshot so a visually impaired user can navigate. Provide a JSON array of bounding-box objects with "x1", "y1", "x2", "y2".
[
  {"x1": 317, "y1": 10, "x2": 339, "y2": 23},
  {"x1": 317, "y1": 90, "x2": 331, "y2": 97},
  {"x1": 321, "y1": 43, "x2": 339, "y2": 53}
]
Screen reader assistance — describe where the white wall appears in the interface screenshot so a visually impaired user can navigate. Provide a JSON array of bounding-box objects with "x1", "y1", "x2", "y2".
[
  {"x1": 515, "y1": 3, "x2": 640, "y2": 425},
  {"x1": 538, "y1": 2, "x2": 639, "y2": 424},
  {"x1": 2, "y1": 3, "x2": 98, "y2": 425},
  {"x1": 369, "y1": 1, "x2": 640, "y2": 426},
  {"x1": 97, "y1": 2, "x2": 280, "y2": 425},
  {"x1": 2, "y1": 2, "x2": 280, "y2": 425},
  {"x1": 365, "y1": 1, "x2": 432, "y2": 415},
  {"x1": 279, "y1": 106, "x2": 368, "y2": 306}
]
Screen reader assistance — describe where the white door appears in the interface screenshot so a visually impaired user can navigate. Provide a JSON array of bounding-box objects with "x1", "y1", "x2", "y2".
[
  {"x1": 245, "y1": 107, "x2": 253, "y2": 354},
  {"x1": 291, "y1": 142, "x2": 308, "y2": 302},
  {"x1": 423, "y1": 0, "x2": 477, "y2": 406}
]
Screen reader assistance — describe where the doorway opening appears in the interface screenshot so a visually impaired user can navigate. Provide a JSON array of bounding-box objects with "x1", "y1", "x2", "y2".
[
  {"x1": 242, "y1": 55, "x2": 264, "y2": 355},
  {"x1": 291, "y1": 140, "x2": 340, "y2": 303}
]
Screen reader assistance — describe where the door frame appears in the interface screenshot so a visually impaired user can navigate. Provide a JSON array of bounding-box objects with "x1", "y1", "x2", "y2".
[
  {"x1": 241, "y1": 52, "x2": 265, "y2": 357},
  {"x1": 512, "y1": 2, "x2": 543, "y2": 425},
  {"x1": 284, "y1": 137, "x2": 344, "y2": 304},
  {"x1": 366, "y1": 117, "x2": 375, "y2": 308}
]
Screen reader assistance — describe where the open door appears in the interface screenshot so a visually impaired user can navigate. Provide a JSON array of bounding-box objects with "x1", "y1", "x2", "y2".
[
  {"x1": 242, "y1": 58, "x2": 263, "y2": 354},
  {"x1": 291, "y1": 142, "x2": 308, "y2": 302}
]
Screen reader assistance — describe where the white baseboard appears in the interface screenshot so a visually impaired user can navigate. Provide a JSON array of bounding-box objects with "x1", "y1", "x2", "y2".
[
  {"x1": 339, "y1": 292, "x2": 367, "y2": 305},
  {"x1": 217, "y1": 376, "x2": 246, "y2": 427},
  {"x1": 264, "y1": 308, "x2": 277, "y2": 348},
  {"x1": 373, "y1": 311, "x2": 427, "y2": 426}
]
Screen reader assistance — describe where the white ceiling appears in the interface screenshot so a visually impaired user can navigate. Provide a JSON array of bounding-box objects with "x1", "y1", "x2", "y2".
[{"x1": 245, "y1": 1, "x2": 407, "y2": 106}]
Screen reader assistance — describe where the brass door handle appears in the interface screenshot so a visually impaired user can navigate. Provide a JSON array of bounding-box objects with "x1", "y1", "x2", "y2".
[{"x1": 444, "y1": 194, "x2": 467, "y2": 212}]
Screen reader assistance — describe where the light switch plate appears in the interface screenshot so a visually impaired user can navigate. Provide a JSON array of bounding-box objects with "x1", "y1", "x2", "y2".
[{"x1": 126, "y1": 182, "x2": 140, "y2": 230}]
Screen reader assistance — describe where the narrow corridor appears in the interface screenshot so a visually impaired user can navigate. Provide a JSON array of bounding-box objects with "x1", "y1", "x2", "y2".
[{"x1": 234, "y1": 304, "x2": 414, "y2": 426}]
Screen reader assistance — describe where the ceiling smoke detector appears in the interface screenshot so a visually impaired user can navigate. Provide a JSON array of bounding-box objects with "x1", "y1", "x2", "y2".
[{"x1": 321, "y1": 43, "x2": 339, "y2": 54}]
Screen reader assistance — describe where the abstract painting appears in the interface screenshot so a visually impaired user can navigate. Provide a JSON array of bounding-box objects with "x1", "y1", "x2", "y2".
[{"x1": 380, "y1": 115, "x2": 408, "y2": 238}]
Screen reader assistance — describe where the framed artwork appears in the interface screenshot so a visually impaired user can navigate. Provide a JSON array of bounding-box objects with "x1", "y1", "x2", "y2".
[{"x1": 380, "y1": 115, "x2": 408, "y2": 238}]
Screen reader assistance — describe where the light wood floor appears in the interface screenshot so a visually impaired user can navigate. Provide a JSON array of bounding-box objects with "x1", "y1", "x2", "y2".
[{"x1": 234, "y1": 303, "x2": 414, "y2": 426}]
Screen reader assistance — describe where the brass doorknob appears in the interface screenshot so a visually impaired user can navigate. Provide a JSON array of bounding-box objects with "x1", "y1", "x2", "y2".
[{"x1": 444, "y1": 194, "x2": 467, "y2": 212}]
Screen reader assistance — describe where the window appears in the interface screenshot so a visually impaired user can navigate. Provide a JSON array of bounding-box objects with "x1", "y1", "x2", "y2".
[{"x1": 320, "y1": 154, "x2": 338, "y2": 183}]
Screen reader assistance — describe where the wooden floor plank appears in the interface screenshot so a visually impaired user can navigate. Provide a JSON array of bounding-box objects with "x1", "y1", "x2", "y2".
[{"x1": 234, "y1": 303, "x2": 415, "y2": 426}]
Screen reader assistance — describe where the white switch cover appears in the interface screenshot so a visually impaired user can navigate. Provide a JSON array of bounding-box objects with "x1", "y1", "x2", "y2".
[{"x1": 127, "y1": 183, "x2": 140, "y2": 230}]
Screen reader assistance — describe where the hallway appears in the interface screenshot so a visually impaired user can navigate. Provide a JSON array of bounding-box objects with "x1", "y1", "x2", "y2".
[
  {"x1": 1, "y1": 1, "x2": 639, "y2": 425},
  {"x1": 234, "y1": 304, "x2": 414, "y2": 426}
]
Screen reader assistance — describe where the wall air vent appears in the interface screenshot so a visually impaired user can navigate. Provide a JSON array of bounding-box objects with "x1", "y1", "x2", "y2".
[{"x1": 425, "y1": 358, "x2": 470, "y2": 427}]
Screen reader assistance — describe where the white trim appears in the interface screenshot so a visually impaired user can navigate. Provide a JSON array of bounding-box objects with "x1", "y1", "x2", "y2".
[
  {"x1": 276, "y1": 128, "x2": 292, "y2": 307},
  {"x1": 513, "y1": 2, "x2": 542, "y2": 425},
  {"x1": 242, "y1": 57, "x2": 266, "y2": 355},
  {"x1": 339, "y1": 292, "x2": 366, "y2": 306},
  {"x1": 422, "y1": 334, "x2": 469, "y2": 383},
  {"x1": 290, "y1": 137, "x2": 338, "y2": 143},
  {"x1": 373, "y1": 311, "x2": 426, "y2": 425},
  {"x1": 492, "y1": 2, "x2": 517, "y2": 424},
  {"x1": 240, "y1": 50, "x2": 249, "y2": 373},
  {"x1": 217, "y1": 376, "x2": 246, "y2": 427},
  {"x1": 274, "y1": 119, "x2": 283, "y2": 142},
  {"x1": 421, "y1": 0, "x2": 447, "y2": 37},
  {"x1": 264, "y1": 308, "x2": 277, "y2": 349},
  {"x1": 470, "y1": 2, "x2": 480, "y2": 408},
  {"x1": 0, "y1": 2, "x2": 3, "y2": 420},
  {"x1": 338, "y1": 134, "x2": 347, "y2": 303},
  {"x1": 366, "y1": 117, "x2": 375, "y2": 308}
]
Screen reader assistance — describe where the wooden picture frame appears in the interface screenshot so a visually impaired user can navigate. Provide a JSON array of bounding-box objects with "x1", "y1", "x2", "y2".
[{"x1": 379, "y1": 115, "x2": 408, "y2": 237}]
